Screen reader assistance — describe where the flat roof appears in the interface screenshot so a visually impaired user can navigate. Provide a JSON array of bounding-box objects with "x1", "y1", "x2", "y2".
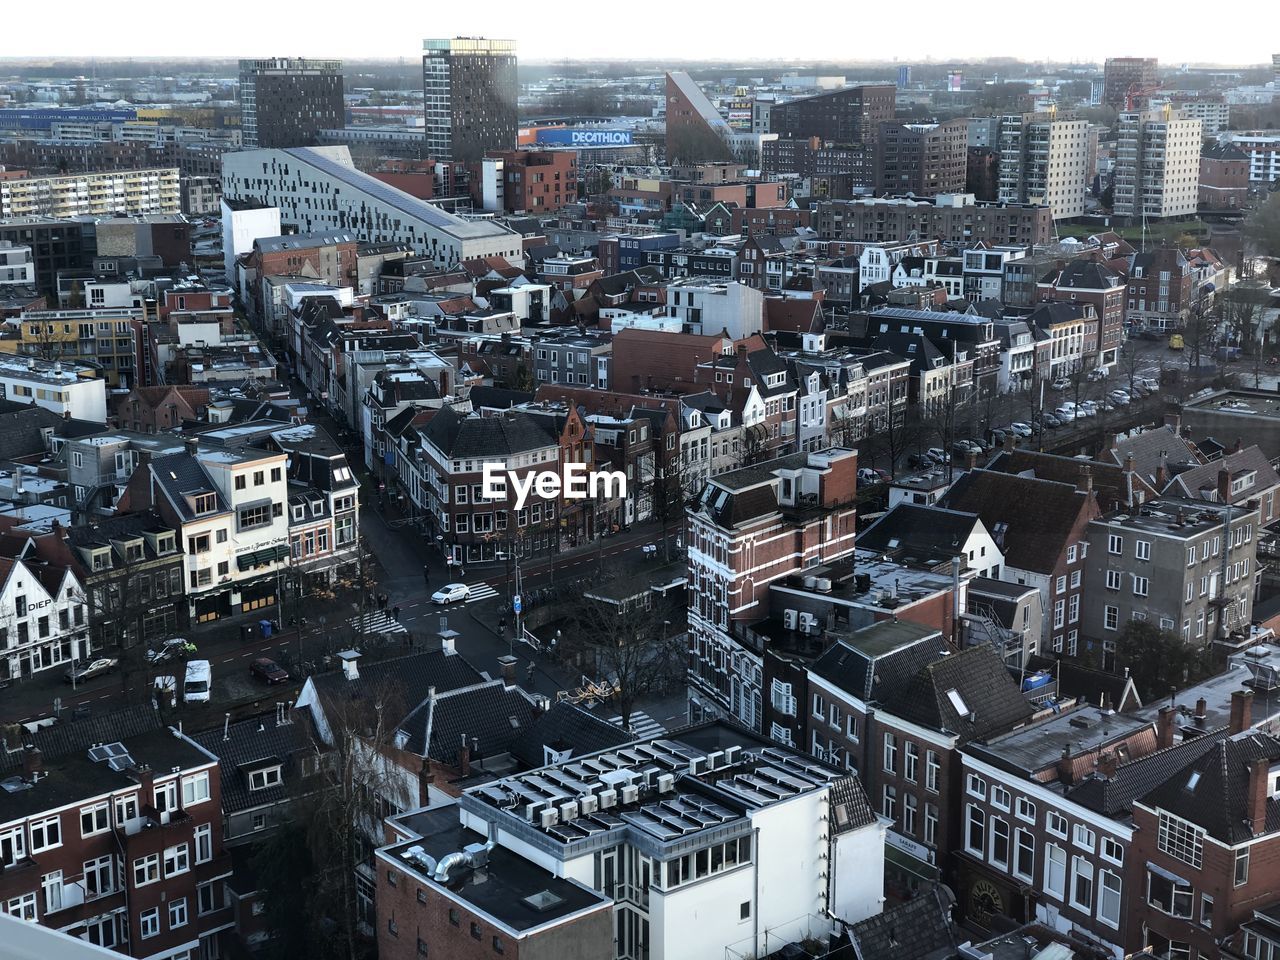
[
  {"x1": 1184, "y1": 389, "x2": 1280, "y2": 421},
  {"x1": 382, "y1": 805, "x2": 612, "y2": 932}
]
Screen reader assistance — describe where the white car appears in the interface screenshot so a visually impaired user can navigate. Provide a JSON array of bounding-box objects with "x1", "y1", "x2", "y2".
[
  {"x1": 1008, "y1": 422, "x2": 1033, "y2": 437},
  {"x1": 1054, "y1": 406, "x2": 1078, "y2": 421},
  {"x1": 431, "y1": 583, "x2": 471, "y2": 605},
  {"x1": 1051, "y1": 378, "x2": 1071, "y2": 391},
  {"x1": 1140, "y1": 377, "x2": 1160, "y2": 391},
  {"x1": 926, "y1": 447, "x2": 950, "y2": 464}
]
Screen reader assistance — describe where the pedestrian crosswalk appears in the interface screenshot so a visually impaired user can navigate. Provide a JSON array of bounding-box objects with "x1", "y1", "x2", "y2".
[
  {"x1": 464, "y1": 582, "x2": 500, "y2": 604},
  {"x1": 613, "y1": 710, "x2": 666, "y2": 739},
  {"x1": 350, "y1": 610, "x2": 408, "y2": 635}
]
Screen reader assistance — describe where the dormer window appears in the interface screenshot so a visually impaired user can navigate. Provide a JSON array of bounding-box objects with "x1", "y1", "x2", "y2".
[
  {"x1": 125, "y1": 542, "x2": 143, "y2": 563},
  {"x1": 156, "y1": 534, "x2": 175, "y2": 554},
  {"x1": 91, "y1": 549, "x2": 111, "y2": 571},
  {"x1": 193, "y1": 493, "x2": 217, "y2": 515},
  {"x1": 247, "y1": 766, "x2": 283, "y2": 791},
  {"x1": 292, "y1": 505, "x2": 305, "y2": 522}
]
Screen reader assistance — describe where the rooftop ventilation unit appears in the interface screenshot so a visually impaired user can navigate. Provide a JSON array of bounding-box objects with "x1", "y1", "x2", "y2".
[
  {"x1": 657, "y1": 773, "x2": 675, "y2": 793},
  {"x1": 598, "y1": 789, "x2": 618, "y2": 809},
  {"x1": 621, "y1": 784, "x2": 640, "y2": 805},
  {"x1": 539, "y1": 807, "x2": 560, "y2": 829}
]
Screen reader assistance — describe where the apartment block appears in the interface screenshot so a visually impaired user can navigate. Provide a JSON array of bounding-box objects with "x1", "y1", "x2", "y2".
[
  {"x1": 1113, "y1": 110, "x2": 1202, "y2": 221},
  {"x1": 876, "y1": 121, "x2": 968, "y2": 196},
  {"x1": 1103, "y1": 57, "x2": 1159, "y2": 109},
  {"x1": 238, "y1": 58, "x2": 344, "y2": 149},
  {"x1": 422, "y1": 38, "x2": 517, "y2": 163},
  {"x1": 768, "y1": 85, "x2": 896, "y2": 145},
  {"x1": 0, "y1": 168, "x2": 180, "y2": 219},
  {"x1": 813, "y1": 194, "x2": 1053, "y2": 248},
  {"x1": 996, "y1": 113, "x2": 1092, "y2": 220}
]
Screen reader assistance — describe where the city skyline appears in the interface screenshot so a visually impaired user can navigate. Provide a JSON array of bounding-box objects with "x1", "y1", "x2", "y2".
[{"x1": 3, "y1": 0, "x2": 1276, "y2": 65}]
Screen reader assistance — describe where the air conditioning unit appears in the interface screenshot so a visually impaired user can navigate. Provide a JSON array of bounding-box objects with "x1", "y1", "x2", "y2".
[
  {"x1": 657, "y1": 773, "x2": 675, "y2": 793},
  {"x1": 598, "y1": 789, "x2": 618, "y2": 809},
  {"x1": 579, "y1": 794, "x2": 599, "y2": 815},
  {"x1": 540, "y1": 807, "x2": 560, "y2": 829},
  {"x1": 525, "y1": 801, "x2": 543, "y2": 822},
  {"x1": 621, "y1": 784, "x2": 640, "y2": 805},
  {"x1": 706, "y1": 751, "x2": 725, "y2": 770},
  {"x1": 783, "y1": 609, "x2": 799, "y2": 630},
  {"x1": 723, "y1": 745, "x2": 741, "y2": 766},
  {"x1": 798, "y1": 612, "x2": 818, "y2": 633},
  {"x1": 688, "y1": 757, "x2": 706, "y2": 776},
  {"x1": 559, "y1": 801, "x2": 579, "y2": 822}
]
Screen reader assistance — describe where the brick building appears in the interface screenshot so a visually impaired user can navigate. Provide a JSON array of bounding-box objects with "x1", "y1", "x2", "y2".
[
  {"x1": 1200, "y1": 142, "x2": 1251, "y2": 211},
  {"x1": 769, "y1": 85, "x2": 896, "y2": 145},
  {"x1": 473, "y1": 150, "x2": 578, "y2": 214},
  {"x1": 813, "y1": 195, "x2": 1054, "y2": 248},
  {"x1": 876, "y1": 121, "x2": 968, "y2": 196},
  {"x1": 0, "y1": 707, "x2": 233, "y2": 957},
  {"x1": 1038, "y1": 258, "x2": 1127, "y2": 369}
]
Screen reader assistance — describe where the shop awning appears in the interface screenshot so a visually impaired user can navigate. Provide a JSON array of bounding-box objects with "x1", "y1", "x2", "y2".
[{"x1": 236, "y1": 545, "x2": 289, "y2": 571}]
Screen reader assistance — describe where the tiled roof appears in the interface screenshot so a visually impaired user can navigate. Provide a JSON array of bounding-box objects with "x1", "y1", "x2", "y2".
[
  {"x1": 811, "y1": 621, "x2": 946, "y2": 704},
  {"x1": 1104, "y1": 426, "x2": 1201, "y2": 490},
  {"x1": 510, "y1": 701, "x2": 631, "y2": 768},
  {"x1": 1140, "y1": 731, "x2": 1280, "y2": 844},
  {"x1": 857, "y1": 504, "x2": 983, "y2": 566},
  {"x1": 939, "y1": 469, "x2": 1093, "y2": 575},
  {"x1": 1165, "y1": 445, "x2": 1280, "y2": 504},
  {"x1": 1066, "y1": 730, "x2": 1225, "y2": 817},
  {"x1": 311, "y1": 650, "x2": 485, "y2": 729},
  {"x1": 148, "y1": 452, "x2": 224, "y2": 521},
  {"x1": 827, "y1": 774, "x2": 877, "y2": 834},
  {"x1": 191, "y1": 711, "x2": 318, "y2": 814},
  {"x1": 398, "y1": 680, "x2": 538, "y2": 762},
  {"x1": 848, "y1": 884, "x2": 957, "y2": 960},
  {"x1": 892, "y1": 644, "x2": 1034, "y2": 743},
  {"x1": 420, "y1": 405, "x2": 557, "y2": 459},
  {"x1": 986, "y1": 449, "x2": 1156, "y2": 512}
]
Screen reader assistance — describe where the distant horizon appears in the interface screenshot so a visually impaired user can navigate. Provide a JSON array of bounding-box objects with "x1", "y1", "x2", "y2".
[{"x1": 3, "y1": 0, "x2": 1276, "y2": 67}]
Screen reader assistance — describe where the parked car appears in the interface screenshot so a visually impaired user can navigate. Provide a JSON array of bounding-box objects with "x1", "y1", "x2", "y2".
[
  {"x1": 1087, "y1": 367, "x2": 1110, "y2": 381},
  {"x1": 926, "y1": 447, "x2": 951, "y2": 464},
  {"x1": 1040, "y1": 413, "x2": 1062, "y2": 428},
  {"x1": 857, "y1": 467, "x2": 888, "y2": 487},
  {"x1": 987, "y1": 428, "x2": 1008, "y2": 445},
  {"x1": 1077, "y1": 402, "x2": 1097, "y2": 417},
  {"x1": 1109, "y1": 391, "x2": 1130, "y2": 405},
  {"x1": 431, "y1": 583, "x2": 471, "y2": 604},
  {"x1": 250, "y1": 658, "x2": 290, "y2": 685},
  {"x1": 1130, "y1": 383, "x2": 1150, "y2": 397},
  {"x1": 1054, "y1": 406, "x2": 1077, "y2": 421},
  {"x1": 1169, "y1": 333, "x2": 1185, "y2": 350},
  {"x1": 953, "y1": 439, "x2": 984, "y2": 457},
  {"x1": 64, "y1": 657, "x2": 118, "y2": 684},
  {"x1": 1008, "y1": 422, "x2": 1033, "y2": 438},
  {"x1": 1051, "y1": 378, "x2": 1071, "y2": 391},
  {"x1": 1139, "y1": 377, "x2": 1160, "y2": 391},
  {"x1": 1136, "y1": 328, "x2": 1164, "y2": 341},
  {"x1": 146, "y1": 638, "x2": 195, "y2": 665}
]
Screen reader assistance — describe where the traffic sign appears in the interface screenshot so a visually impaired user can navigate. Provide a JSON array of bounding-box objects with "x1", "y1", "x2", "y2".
[{"x1": 513, "y1": 594, "x2": 523, "y2": 615}]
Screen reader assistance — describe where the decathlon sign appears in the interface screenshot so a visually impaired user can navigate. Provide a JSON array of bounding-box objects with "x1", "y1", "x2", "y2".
[
  {"x1": 482, "y1": 462, "x2": 626, "y2": 510},
  {"x1": 536, "y1": 128, "x2": 634, "y2": 147}
]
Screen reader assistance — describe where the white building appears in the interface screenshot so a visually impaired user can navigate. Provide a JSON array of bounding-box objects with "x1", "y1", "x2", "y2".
[
  {"x1": 1114, "y1": 110, "x2": 1203, "y2": 220},
  {"x1": 664, "y1": 279, "x2": 764, "y2": 339},
  {"x1": 0, "y1": 556, "x2": 88, "y2": 679},
  {"x1": 220, "y1": 146, "x2": 523, "y2": 269},
  {"x1": 997, "y1": 114, "x2": 1092, "y2": 220},
  {"x1": 0, "y1": 168, "x2": 180, "y2": 219},
  {"x1": 1223, "y1": 131, "x2": 1280, "y2": 184},
  {"x1": 219, "y1": 199, "x2": 281, "y2": 285},
  {"x1": 0, "y1": 355, "x2": 107, "y2": 422},
  {"x1": 0, "y1": 241, "x2": 35, "y2": 287},
  {"x1": 376, "y1": 723, "x2": 886, "y2": 960}
]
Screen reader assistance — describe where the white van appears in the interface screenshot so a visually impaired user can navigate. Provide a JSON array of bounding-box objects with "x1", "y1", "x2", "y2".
[{"x1": 183, "y1": 660, "x2": 211, "y2": 703}]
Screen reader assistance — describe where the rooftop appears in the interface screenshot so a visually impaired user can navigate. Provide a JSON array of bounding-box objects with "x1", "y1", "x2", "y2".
[{"x1": 1097, "y1": 496, "x2": 1255, "y2": 539}]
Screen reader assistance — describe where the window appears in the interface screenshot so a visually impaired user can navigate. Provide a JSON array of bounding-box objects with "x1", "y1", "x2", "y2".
[
  {"x1": 1136, "y1": 539, "x2": 1151, "y2": 561},
  {"x1": 1148, "y1": 870, "x2": 1193, "y2": 917},
  {"x1": 1054, "y1": 599, "x2": 1065, "y2": 629},
  {"x1": 169, "y1": 897, "x2": 188, "y2": 929},
  {"x1": 1044, "y1": 844, "x2": 1066, "y2": 899},
  {"x1": 1157, "y1": 812, "x2": 1204, "y2": 868},
  {"x1": 1073, "y1": 824, "x2": 1096, "y2": 851},
  {"x1": 449, "y1": 908, "x2": 459, "y2": 927},
  {"x1": 164, "y1": 843, "x2": 189, "y2": 877},
  {"x1": 1236, "y1": 847, "x2": 1250, "y2": 886},
  {"x1": 882, "y1": 785, "x2": 897, "y2": 821},
  {"x1": 1014, "y1": 829, "x2": 1034, "y2": 880},
  {"x1": 194, "y1": 823, "x2": 212, "y2": 863},
  {"x1": 140, "y1": 907, "x2": 160, "y2": 939},
  {"x1": 903, "y1": 793, "x2": 918, "y2": 836},
  {"x1": 1047, "y1": 811, "x2": 1068, "y2": 838},
  {"x1": 238, "y1": 504, "x2": 272, "y2": 529},
  {"x1": 1101, "y1": 836, "x2": 1123, "y2": 865},
  {"x1": 990, "y1": 785, "x2": 1010, "y2": 811},
  {"x1": 249, "y1": 766, "x2": 283, "y2": 791},
  {"x1": 1104, "y1": 605, "x2": 1119, "y2": 630},
  {"x1": 925, "y1": 751, "x2": 940, "y2": 792},
  {"x1": 1133, "y1": 575, "x2": 1149, "y2": 597},
  {"x1": 1099, "y1": 870, "x2": 1121, "y2": 928},
  {"x1": 1056, "y1": 575, "x2": 1067, "y2": 594},
  {"x1": 1187, "y1": 546, "x2": 1196, "y2": 567},
  {"x1": 470, "y1": 921, "x2": 482, "y2": 940},
  {"x1": 1016, "y1": 797, "x2": 1036, "y2": 823},
  {"x1": 135, "y1": 860, "x2": 161, "y2": 890},
  {"x1": 1201, "y1": 892, "x2": 1215, "y2": 929},
  {"x1": 84, "y1": 855, "x2": 114, "y2": 898},
  {"x1": 966, "y1": 805, "x2": 985, "y2": 856},
  {"x1": 1070, "y1": 856, "x2": 1093, "y2": 911},
  {"x1": 182, "y1": 772, "x2": 210, "y2": 806},
  {"x1": 1108, "y1": 534, "x2": 1123, "y2": 555},
  {"x1": 493, "y1": 935, "x2": 505, "y2": 954},
  {"x1": 80, "y1": 802, "x2": 109, "y2": 837},
  {"x1": 883, "y1": 733, "x2": 897, "y2": 773},
  {"x1": 846, "y1": 714, "x2": 860, "y2": 742},
  {"x1": 42, "y1": 870, "x2": 62, "y2": 914},
  {"x1": 198, "y1": 882, "x2": 218, "y2": 916},
  {"x1": 924, "y1": 803, "x2": 938, "y2": 846},
  {"x1": 29, "y1": 816, "x2": 60, "y2": 852},
  {"x1": 4, "y1": 892, "x2": 35, "y2": 921},
  {"x1": 770, "y1": 679, "x2": 797, "y2": 717},
  {"x1": 740, "y1": 901, "x2": 751, "y2": 920},
  {"x1": 966, "y1": 774, "x2": 987, "y2": 798},
  {"x1": 904, "y1": 742, "x2": 918, "y2": 783},
  {"x1": 114, "y1": 794, "x2": 138, "y2": 824},
  {"x1": 154, "y1": 780, "x2": 177, "y2": 813},
  {"x1": 990, "y1": 818, "x2": 1010, "y2": 869}
]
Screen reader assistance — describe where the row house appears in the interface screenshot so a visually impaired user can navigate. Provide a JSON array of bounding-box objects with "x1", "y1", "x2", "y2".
[
  {"x1": 870, "y1": 330, "x2": 974, "y2": 418},
  {"x1": 798, "y1": 633, "x2": 1033, "y2": 897},
  {"x1": 0, "y1": 544, "x2": 87, "y2": 680},
  {"x1": 962, "y1": 244, "x2": 1027, "y2": 303},
  {"x1": 643, "y1": 242, "x2": 743, "y2": 283},
  {"x1": 1028, "y1": 301, "x2": 1099, "y2": 377},
  {"x1": 686, "y1": 449, "x2": 859, "y2": 730},
  {"x1": 1126, "y1": 247, "x2": 1194, "y2": 332},
  {"x1": 362, "y1": 366, "x2": 446, "y2": 476},
  {"x1": 993, "y1": 319, "x2": 1038, "y2": 393},
  {"x1": 696, "y1": 342, "x2": 800, "y2": 458},
  {"x1": 237, "y1": 232, "x2": 358, "y2": 336},
  {"x1": 958, "y1": 700, "x2": 1225, "y2": 954},
  {"x1": 532, "y1": 332, "x2": 611, "y2": 389},
  {"x1": 1038, "y1": 259, "x2": 1126, "y2": 369},
  {"x1": 119, "y1": 439, "x2": 292, "y2": 624},
  {"x1": 0, "y1": 708, "x2": 234, "y2": 959},
  {"x1": 858, "y1": 307, "x2": 1002, "y2": 403}
]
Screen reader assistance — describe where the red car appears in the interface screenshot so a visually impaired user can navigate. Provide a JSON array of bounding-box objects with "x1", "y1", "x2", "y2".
[{"x1": 250, "y1": 658, "x2": 290, "y2": 685}]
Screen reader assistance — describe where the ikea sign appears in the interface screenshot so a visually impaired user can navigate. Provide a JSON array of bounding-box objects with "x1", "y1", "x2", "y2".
[{"x1": 536, "y1": 128, "x2": 633, "y2": 147}]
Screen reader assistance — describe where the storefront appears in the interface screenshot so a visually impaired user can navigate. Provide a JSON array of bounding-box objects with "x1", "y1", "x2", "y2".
[{"x1": 951, "y1": 853, "x2": 1033, "y2": 932}]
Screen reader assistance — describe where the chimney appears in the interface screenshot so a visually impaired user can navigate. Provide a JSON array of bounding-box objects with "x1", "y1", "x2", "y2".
[
  {"x1": 184, "y1": 436, "x2": 198, "y2": 457},
  {"x1": 457, "y1": 735, "x2": 471, "y2": 777},
  {"x1": 1234, "y1": 436, "x2": 1244, "y2": 454},
  {"x1": 441, "y1": 633, "x2": 456, "y2": 656},
  {"x1": 1056, "y1": 744, "x2": 1076, "y2": 786},
  {"x1": 1156, "y1": 705, "x2": 1177, "y2": 749},
  {"x1": 1194, "y1": 697, "x2": 1208, "y2": 727},
  {"x1": 1218, "y1": 468, "x2": 1232, "y2": 504},
  {"x1": 1076, "y1": 464, "x2": 1093, "y2": 495},
  {"x1": 21, "y1": 746, "x2": 42, "y2": 782},
  {"x1": 965, "y1": 449, "x2": 978, "y2": 472},
  {"x1": 133, "y1": 762, "x2": 155, "y2": 801},
  {"x1": 1124, "y1": 452, "x2": 1136, "y2": 476},
  {"x1": 1163, "y1": 411, "x2": 1182, "y2": 435},
  {"x1": 1230, "y1": 688, "x2": 1254, "y2": 735},
  {"x1": 736, "y1": 342, "x2": 749, "y2": 357},
  {"x1": 497, "y1": 654, "x2": 517, "y2": 688},
  {"x1": 1096, "y1": 751, "x2": 1118, "y2": 778},
  {"x1": 339, "y1": 650, "x2": 360, "y2": 681},
  {"x1": 1248, "y1": 758, "x2": 1271, "y2": 836},
  {"x1": 417, "y1": 756, "x2": 434, "y2": 807},
  {"x1": 1156, "y1": 451, "x2": 1168, "y2": 491}
]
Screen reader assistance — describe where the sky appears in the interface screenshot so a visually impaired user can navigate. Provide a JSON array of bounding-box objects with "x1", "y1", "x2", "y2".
[{"x1": 3, "y1": 0, "x2": 1277, "y2": 65}]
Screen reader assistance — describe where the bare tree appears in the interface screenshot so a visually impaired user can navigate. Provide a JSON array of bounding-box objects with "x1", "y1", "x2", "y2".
[
  {"x1": 737, "y1": 423, "x2": 771, "y2": 468},
  {"x1": 563, "y1": 574, "x2": 685, "y2": 732}
]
